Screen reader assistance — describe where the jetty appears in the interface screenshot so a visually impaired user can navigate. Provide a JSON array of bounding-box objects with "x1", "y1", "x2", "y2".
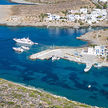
[
  {"x1": 29, "y1": 48, "x2": 99, "y2": 72},
  {"x1": 30, "y1": 49, "x2": 62, "y2": 60},
  {"x1": 84, "y1": 63, "x2": 93, "y2": 72}
]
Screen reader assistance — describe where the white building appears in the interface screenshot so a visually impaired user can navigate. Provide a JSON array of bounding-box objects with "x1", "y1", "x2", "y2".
[
  {"x1": 87, "y1": 46, "x2": 107, "y2": 56},
  {"x1": 80, "y1": 14, "x2": 86, "y2": 20},
  {"x1": 68, "y1": 10, "x2": 79, "y2": 14},
  {"x1": 74, "y1": 15, "x2": 81, "y2": 20},
  {"x1": 88, "y1": 47, "x2": 95, "y2": 55},
  {"x1": 67, "y1": 14, "x2": 75, "y2": 21},
  {"x1": 94, "y1": 46, "x2": 107, "y2": 56},
  {"x1": 46, "y1": 13, "x2": 60, "y2": 21},
  {"x1": 80, "y1": 8, "x2": 88, "y2": 14}
]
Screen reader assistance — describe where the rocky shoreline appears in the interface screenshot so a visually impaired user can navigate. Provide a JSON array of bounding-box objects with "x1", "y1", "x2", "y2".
[
  {"x1": 0, "y1": 78, "x2": 98, "y2": 108},
  {"x1": 77, "y1": 29, "x2": 108, "y2": 46}
]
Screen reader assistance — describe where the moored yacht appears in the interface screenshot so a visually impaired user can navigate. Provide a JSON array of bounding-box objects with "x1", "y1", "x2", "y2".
[
  {"x1": 13, "y1": 37, "x2": 38, "y2": 45},
  {"x1": 13, "y1": 47, "x2": 24, "y2": 52},
  {"x1": 21, "y1": 46, "x2": 30, "y2": 50}
]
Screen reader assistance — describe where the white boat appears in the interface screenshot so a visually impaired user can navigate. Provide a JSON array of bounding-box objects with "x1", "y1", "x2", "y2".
[
  {"x1": 88, "y1": 85, "x2": 91, "y2": 88},
  {"x1": 13, "y1": 37, "x2": 38, "y2": 45},
  {"x1": 52, "y1": 56, "x2": 60, "y2": 61},
  {"x1": 52, "y1": 56, "x2": 57, "y2": 61},
  {"x1": 13, "y1": 47, "x2": 24, "y2": 52},
  {"x1": 84, "y1": 64, "x2": 92, "y2": 72},
  {"x1": 21, "y1": 46, "x2": 30, "y2": 50}
]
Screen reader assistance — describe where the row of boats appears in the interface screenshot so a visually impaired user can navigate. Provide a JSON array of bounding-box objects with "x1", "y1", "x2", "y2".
[{"x1": 13, "y1": 37, "x2": 38, "y2": 53}]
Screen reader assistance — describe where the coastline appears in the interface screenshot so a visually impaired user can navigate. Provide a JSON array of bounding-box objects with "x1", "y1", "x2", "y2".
[
  {"x1": 29, "y1": 47, "x2": 108, "y2": 70},
  {"x1": 0, "y1": 20, "x2": 108, "y2": 29},
  {"x1": 0, "y1": 78, "x2": 98, "y2": 107},
  {"x1": 0, "y1": 5, "x2": 107, "y2": 28},
  {"x1": 77, "y1": 29, "x2": 108, "y2": 46},
  {"x1": 10, "y1": 0, "x2": 41, "y2": 4},
  {"x1": 0, "y1": 3, "x2": 107, "y2": 108}
]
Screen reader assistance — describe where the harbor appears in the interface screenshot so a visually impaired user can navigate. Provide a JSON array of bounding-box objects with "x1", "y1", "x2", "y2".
[
  {"x1": 29, "y1": 47, "x2": 106, "y2": 72},
  {"x1": 0, "y1": 26, "x2": 108, "y2": 107},
  {"x1": 0, "y1": 0, "x2": 108, "y2": 107}
]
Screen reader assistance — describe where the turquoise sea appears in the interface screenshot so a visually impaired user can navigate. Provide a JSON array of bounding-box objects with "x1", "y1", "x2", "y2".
[{"x1": 0, "y1": 26, "x2": 108, "y2": 107}]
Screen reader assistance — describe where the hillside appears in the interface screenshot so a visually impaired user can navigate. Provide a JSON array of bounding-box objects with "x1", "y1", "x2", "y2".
[{"x1": 0, "y1": 78, "x2": 97, "y2": 108}]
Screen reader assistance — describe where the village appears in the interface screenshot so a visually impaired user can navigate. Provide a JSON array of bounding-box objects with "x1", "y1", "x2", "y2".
[
  {"x1": 44, "y1": 7, "x2": 107, "y2": 25},
  {"x1": 4, "y1": 0, "x2": 107, "y2": 27},
  {"x1": 6, "y1": 6, "x2": 107, "y2": 27}
]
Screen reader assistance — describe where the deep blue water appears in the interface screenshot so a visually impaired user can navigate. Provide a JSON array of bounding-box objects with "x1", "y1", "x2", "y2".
[
  {"x1": 0, "y1": 0, "x2": 17, "y2": 4},
  {"x1": 0, "y1": 26, "x2": 108, "y2": 107}
]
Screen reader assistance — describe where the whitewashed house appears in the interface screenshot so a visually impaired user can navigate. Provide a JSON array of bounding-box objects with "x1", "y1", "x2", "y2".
[
  {"x1": 94, "y1": 46, "x2": 107, "y2": 56},
  {"x1": 87, "y1": 47, "x2": 95, "y2": 55},
  {"x1": 74, "y1": 15, "x2": 81, "y2": 20},
  {"x1": 80, "y1": 8, "x2": 88, "y2": 14},
  {"x1": 80, "y1": 14, "x2": 86, "y2": 21},
  {"x1": 67, "y1": 14, "x2": 75, "y2": 21},
  {"x1": 10, "y1": 16, "x2": 20, "y2": 21},
  {"x1": 46, "y1": 13, "x2": 60, "y2": 21},
  {"x1": 68, "y1": 10, "x2": 79, "y2": 14},
  {"x1": 87, "y1": 46, "x2": 107, "y2": 56}
]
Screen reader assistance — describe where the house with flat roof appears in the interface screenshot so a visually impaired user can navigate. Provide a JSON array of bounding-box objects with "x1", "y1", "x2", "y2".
[
  {"x1": 80, "y1": 8, "x2": 88, "y2": 14},
  {"x1": 82, "y1": 46, "x2": 108, "y2": 57}
]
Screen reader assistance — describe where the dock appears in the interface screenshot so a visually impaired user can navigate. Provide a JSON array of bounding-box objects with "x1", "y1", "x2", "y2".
[
  {"x1": 29, "y1": 48, "x2": 99, "y2": 72},
  {"x1": 29, "y1": 49, "x2": 63, "y2": 60},
  {"x1": 84, "y1": 63, "x2": 93, "y2": 72}
]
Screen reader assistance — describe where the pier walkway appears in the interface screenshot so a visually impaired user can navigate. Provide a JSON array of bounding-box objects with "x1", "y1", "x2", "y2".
[{"x1": 29, "y1": 48, "x2": 99, "y2": 72}]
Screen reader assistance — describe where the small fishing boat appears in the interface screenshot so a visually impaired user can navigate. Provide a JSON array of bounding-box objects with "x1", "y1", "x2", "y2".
[
  {"x1": 52, "y1": 56, "x2": 60, "y2": 61},
  {"x1": 21, "y1": 46, "x2": 30, "y2": 50},
  {"x1": 13, "y1": 47, "x2": 24, "y2": 53},
  {"x1": 88, "y1": 85, "x2": 91, "y2": 88}
]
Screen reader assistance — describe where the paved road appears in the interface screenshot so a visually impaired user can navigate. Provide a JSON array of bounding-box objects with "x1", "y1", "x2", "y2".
[{"x1": 91, "y1": 0, "x2": 103, "y2": 8}]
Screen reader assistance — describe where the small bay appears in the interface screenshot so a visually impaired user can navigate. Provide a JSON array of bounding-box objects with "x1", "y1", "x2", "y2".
[{"x1": 0, "y1": 26, "x2": 108, "y2": 107}]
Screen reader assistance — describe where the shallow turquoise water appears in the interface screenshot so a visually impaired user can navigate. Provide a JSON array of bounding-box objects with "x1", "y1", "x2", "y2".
[{"x1": 0, "y1": 26, "x2": 108, "y2": 107}]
